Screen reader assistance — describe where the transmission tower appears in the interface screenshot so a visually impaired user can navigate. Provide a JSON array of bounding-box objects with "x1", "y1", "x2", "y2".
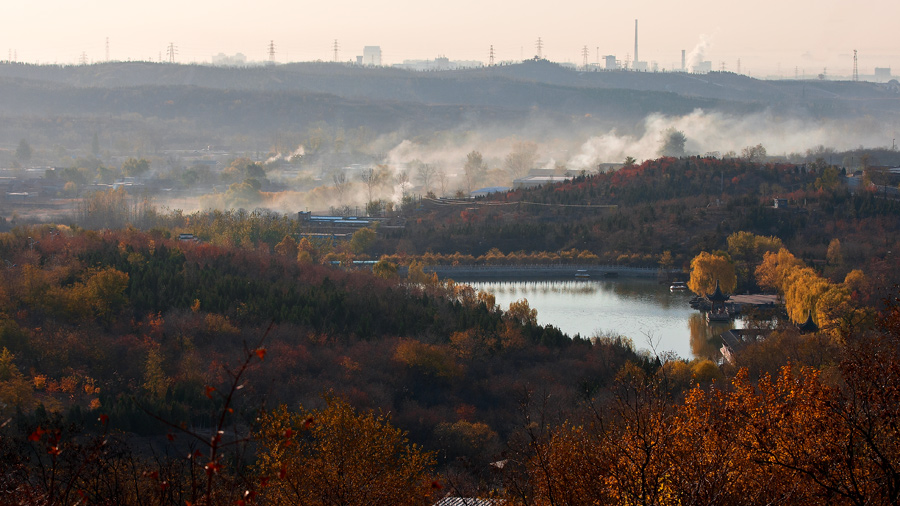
[
  {"x1": 737, "y1": 58, "x2": 741, "y2": 74},
  {"x1": 489, "y1": 45, "x2": 495, "y2": 66},
  {"x1": 535, "y1": 37, "x2": 543, "y2": 59},
  {"x1": 852, "y1": 49, "x2": 858, "y2": 81},
  {"x1": 333, "y1": 39, "x2": 339, "y2": 63},
  {"x1": 166, "y1": 42, "x2": 177, "y2": 63},
  {"x1": 105, "y1": 37, "x2": 110, "y2": 61},
  {"x1": 582, "y1": 45, "x2": 589, "y2": 69},
  {"x1": 268, "y1": 40, "x2": 276, "y2": 65},
  {"x1": 79, "y1": 52, "x2": 88, "y2": 65}
]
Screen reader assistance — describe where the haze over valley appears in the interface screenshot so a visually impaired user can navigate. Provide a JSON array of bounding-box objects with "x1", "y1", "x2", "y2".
[{"x1": 1, "y1": 60, "x2": 898, "y2": 216}]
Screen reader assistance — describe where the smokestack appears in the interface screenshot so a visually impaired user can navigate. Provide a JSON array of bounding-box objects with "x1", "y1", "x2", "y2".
[
  {"x1": 634, "y1": 20, "x2": 639, "y2": 65},
  {"x1": 681, "y1": 49, "x2": 686, "y2": 71}
]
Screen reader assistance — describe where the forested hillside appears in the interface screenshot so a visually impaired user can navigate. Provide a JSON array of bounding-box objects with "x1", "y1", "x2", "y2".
[
  {"x1": 1, "y1": 152, "x2": 900, "y2": 503},
  {"x1": 386, "y1": 157, "x2": 900, "y2": 291},
  {"x1": 0, "y1": 220, "x2": 898, "y2": 504}
]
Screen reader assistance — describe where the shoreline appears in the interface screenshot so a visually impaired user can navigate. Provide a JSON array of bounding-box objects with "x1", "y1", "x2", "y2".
[{"x1": 407, "y1": 264, "x2": 682, "y2": 280}]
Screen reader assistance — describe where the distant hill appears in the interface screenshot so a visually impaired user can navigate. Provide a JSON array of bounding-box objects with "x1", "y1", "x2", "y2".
[{"x1": 0, "y1": 61, "x2": 897, "y2": 150}]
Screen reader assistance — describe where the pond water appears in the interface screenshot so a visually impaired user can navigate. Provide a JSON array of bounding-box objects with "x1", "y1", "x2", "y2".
[{"x1": 463, "y1": 278, "x2": 733, "y2": 359}]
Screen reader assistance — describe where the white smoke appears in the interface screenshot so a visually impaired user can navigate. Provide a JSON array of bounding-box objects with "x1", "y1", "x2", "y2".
[
  {"x1": 686, "y1": 35, "x2": 712, "y2": 73},
  {"x1": 568, "y1": 109, "x2": 888, "y2": 170},
  {"x1": 265, "y1": 144, "x2": 305, "y2": 165}
]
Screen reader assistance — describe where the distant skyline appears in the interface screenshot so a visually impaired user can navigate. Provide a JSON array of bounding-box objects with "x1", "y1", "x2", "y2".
[{"x1": 3, "y1": 0, "x2": 899, "y2": 78}]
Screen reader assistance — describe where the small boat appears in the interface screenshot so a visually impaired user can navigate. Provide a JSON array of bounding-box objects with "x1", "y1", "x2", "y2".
[
  {"x1": 670, "y1": 281, "x2": 688, "y2": 291},
  {"x1": 575, "y1": 270, "x2": 590, "y2": 278}
]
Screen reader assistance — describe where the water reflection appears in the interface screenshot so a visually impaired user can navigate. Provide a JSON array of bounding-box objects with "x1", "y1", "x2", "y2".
[
  {"x1": 464, "y1": 278, "x2": 710, "y2": 359},
  {"x1": 688, "y1": 313, "x2": 727, "y2": 360}
]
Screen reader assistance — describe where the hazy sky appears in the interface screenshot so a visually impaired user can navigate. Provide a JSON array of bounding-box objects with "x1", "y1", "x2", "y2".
[{"x1": 4, "y1": 0, "x2": 898, "y2": 78}]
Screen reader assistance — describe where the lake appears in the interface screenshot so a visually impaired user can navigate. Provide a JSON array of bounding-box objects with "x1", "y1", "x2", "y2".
[{"x1": 463, "y1": 278, "x2": 732, "y2": 359}]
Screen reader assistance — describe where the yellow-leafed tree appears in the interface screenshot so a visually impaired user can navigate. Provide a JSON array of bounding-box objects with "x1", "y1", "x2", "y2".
[
  {"x1": 755, "y1": 248, "x2": 804, "y2": 293},
  {"x1": 687, "y1": 252, "x2": 736, "y2": 296},
  {"x1": 783, "y1": 267, "x2": 830, "y2": 323}
]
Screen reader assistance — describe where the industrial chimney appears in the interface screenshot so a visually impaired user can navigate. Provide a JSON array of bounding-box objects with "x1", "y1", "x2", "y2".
[
  {"x1": 681, "y1": 49, "x2": 686, "y2": 71},
  {"x1": 634, "y1": 20, "x2": 639, "y2": 66}
]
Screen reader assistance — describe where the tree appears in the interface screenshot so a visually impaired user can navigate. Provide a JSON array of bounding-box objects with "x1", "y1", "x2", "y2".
[
  {"x1": 504, "y1": 141, "x2": 539, "y2": 180},
  {"x1": 658, "y1": 250, "x2": 674, "y2": 271},
  {"x1": 122, "y1": 157, "x2": 150, "y2": 177},
  {"x1": 435, "y1": 168, "x2": 448, "y2": 197},
  {"x1": 254, "y1": 399, "x2": 436, "y2": 506},
  {"x1": 395, "y1": 170, "x2": 411, "y2": 200},
  {"x1": 0, "y1": 347, "x2": 34, "y2": 415},
  {"x1": 373, "y1": 259, "x2": 398, "y2": 279},
  {"x1": 783, "y1": 267, "x2": 829, "y2": 323},
  {"x1": 741, "y1": 144, "x2": 767, "y2": 163},
  {"x1": 727, "y1": 231, "x2": 783, "y2": 288},
  {"x1": 623, "y1": 156, "x2": 637, "y2": 167},
  {"x1": 658, "y1": 128, "x2": 687, "y2": 157},
  {"x1": 332, "y1": 172, "x2": 349, "y2": 207},
  {"x1": 815, "y1": 166, "x2": 841, "y2": 190},
  {"x1": 463, "y1": 151, "x2": 486, "y2": 193},
  {"x1": 755, "y1": 248, "x2": 804, "y2": 293},
  {"x1": 826, "y1": 238, "x2": 843, "y2": 266},
  {"x1": 687, "y1": 252, "x2": 736, "y2": 296},
  {"x1": 507, "y1": 298, "x2": 538, "y2": 326},
  {"x1": 414, "y1": 161, "x2": 437, "y2": 194},
  {"x1": 274, "y1": 235, "x2": 299, "y2": 258},
  {"x1": 15, "y1": 139, "x2": 33, "y2": 163},
  {"x1": 349, "y1": 227, "x2": 376, "y2": 255},
  {"x1": 359, "y1": 167, "x2": 380, "y2": 206}
]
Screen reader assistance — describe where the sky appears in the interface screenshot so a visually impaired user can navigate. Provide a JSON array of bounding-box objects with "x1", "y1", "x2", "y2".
[{"x1": 3, "y1": 0, "x2": 899, "y2": 78}]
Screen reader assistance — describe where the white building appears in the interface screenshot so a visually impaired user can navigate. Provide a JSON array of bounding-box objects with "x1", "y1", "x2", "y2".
[{"x1": 362, "y1": 46, "x2": 382, "y2": 66}]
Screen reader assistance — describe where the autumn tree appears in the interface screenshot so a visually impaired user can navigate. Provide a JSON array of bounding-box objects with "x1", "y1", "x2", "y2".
[
  {"x1": 255, "y1": 399, "x2": 436, "y2": 506},
  {"x1": 783, "y1": 267, "x2": 829, "y2": 323},
  {"x1": 506, "y1": 298, "x2": 538, "y2": 326},
  {"x1": 373, "y1": 259, "x2": 398, "y2": 279},
  {"x1": 687, "y1": 252, "x2": 736, "y2": 296},
  {"x1": 0, "y1": 347, "x2": 34, "y2": 415},
  {"x1": 463, "y1": 151, "x2": 486, "y2": 194},
  {"x1": 742, "y1": 144, "x2": 767, "y2": 163},
  {"x1": 755, "y1": 247, "x2": 804, "y2": 293},
  {"x1": 122, "y1": 157, "x2": 150, "y2": 177},
  {"x1": 727, "y1": 231, "x2": 783, "y2": 288},
  {"x1": 297, "y1": 237, "x2": 316, "y2": 264},
  {"x1": 826, "y1": 238, "x2": 843, "y2": 266},
  {"x1": 349, "y1": 227, "x2": 376, "y2": 255},
  {"x1": 275, "y1": 235, "x2": 299, "y2": 258}
]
